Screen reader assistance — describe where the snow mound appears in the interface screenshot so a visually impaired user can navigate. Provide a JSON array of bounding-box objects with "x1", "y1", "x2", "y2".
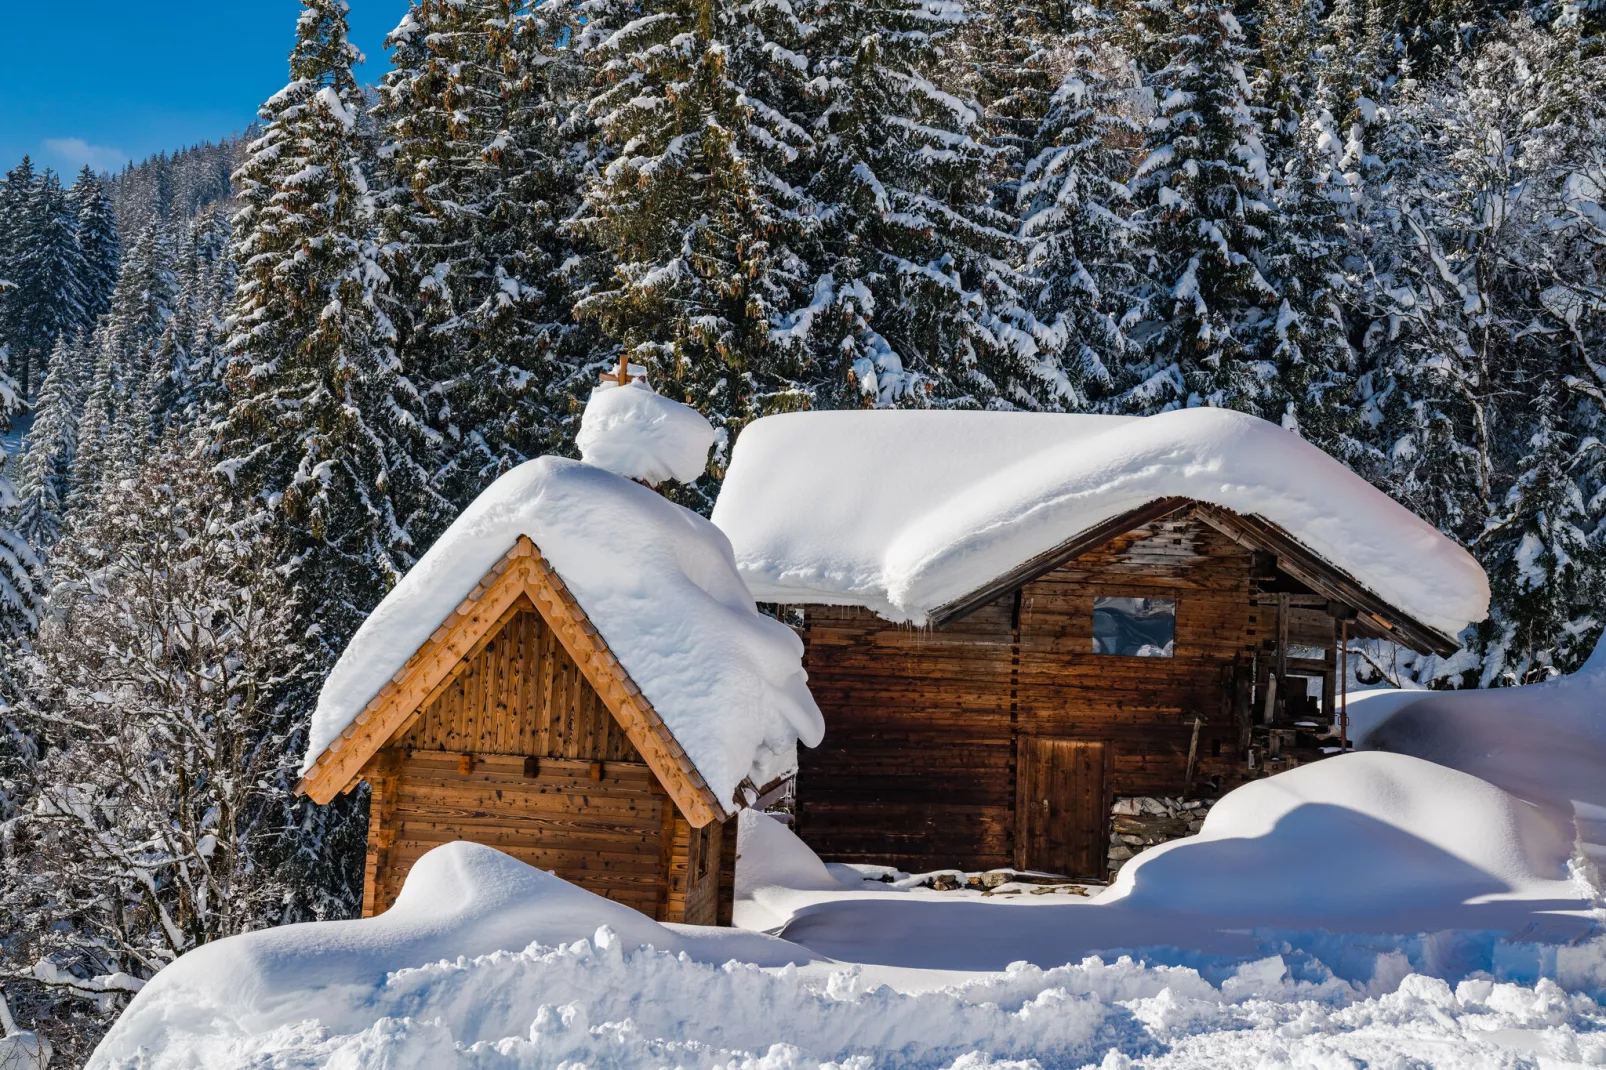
[
  {"x1": 1102, "y1": 751, "x2": 1574, "y2": 915},
  {"x1": 734, "y1": 811, "x2": 853, "y2": 930},
  {"x1": 89, "y1": 842, "x2": 1606, "y2": 1068},
  {"x1": 712, "y1": 408, "x2": 1488, "y2": 637},
  {"x1": 576, "y1": 378, "x2": 715, "y2": 486},
  {"x1": 1362, "y1": 633, "x2": 1606, "y2": 821},
  {"x1": 88, "y1": 842, "x2": 816, "y2": 1068},
  {"x1": 305, "y1": 457, "x2": 824, "y2": 806}
]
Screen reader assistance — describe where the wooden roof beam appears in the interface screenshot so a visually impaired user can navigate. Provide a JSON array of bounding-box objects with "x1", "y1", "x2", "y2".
[{"x1": 1192, "y1": 504, "x2": 1461, "y2": 657}]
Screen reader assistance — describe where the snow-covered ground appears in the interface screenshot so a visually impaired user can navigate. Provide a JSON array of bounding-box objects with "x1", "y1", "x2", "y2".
[{"x1": 90, "y1": 644, "x2": 1606, "y2": 1068}]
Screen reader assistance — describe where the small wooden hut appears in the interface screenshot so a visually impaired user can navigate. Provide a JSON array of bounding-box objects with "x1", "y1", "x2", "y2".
[
  {"x1": 299, "y1": 407, "x2": 821, "y2": 922},
  {"x1": 713, "y1": 409, "x2": 1490, "y2": 881}
]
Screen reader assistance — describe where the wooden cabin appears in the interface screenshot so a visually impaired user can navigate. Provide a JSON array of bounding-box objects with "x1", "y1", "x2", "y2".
[
  {"x1": 298, "y1": 536, "x2": 739, "y2": 922},
  {"x1": 713, "y1": 410, "x2": 1489, "y2": 881}
]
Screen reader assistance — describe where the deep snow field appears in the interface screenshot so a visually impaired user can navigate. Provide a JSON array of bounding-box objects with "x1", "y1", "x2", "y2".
[{"x1": 89, "y1": 644, "x2": 1606, "y2": 1069}]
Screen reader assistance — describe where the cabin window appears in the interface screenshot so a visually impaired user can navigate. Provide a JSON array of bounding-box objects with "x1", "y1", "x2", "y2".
[{"x1": 1092, "y1": 596, "x2": 1175, "y2": 657}]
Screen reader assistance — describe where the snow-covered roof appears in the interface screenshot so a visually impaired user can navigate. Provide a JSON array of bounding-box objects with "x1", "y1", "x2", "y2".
[
  {"x1": 305, "y1": 457, "x2": 824, "y2": 807},
  {"x1": 711, "y1": 408, "x2": 1489, "y2": 639}
]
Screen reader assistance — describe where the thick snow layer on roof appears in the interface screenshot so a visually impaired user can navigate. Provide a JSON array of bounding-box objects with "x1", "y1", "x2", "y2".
[
  {"x1": 576, "y1": 378, "x2": 715, "y2": 486},
  {"x1": 304, "y1": 457, "x2": 823, "y2": 805},
  {"x1": 712, "y1": 408, "x2": 1489, "y2": 637}
]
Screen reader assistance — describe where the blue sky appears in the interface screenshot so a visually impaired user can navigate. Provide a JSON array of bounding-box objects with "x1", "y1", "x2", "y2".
[{"x1": 0, "y1": 2, "x2": 411, "y2": 178}]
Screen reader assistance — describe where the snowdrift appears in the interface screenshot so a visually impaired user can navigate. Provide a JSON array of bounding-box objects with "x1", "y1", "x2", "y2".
[
  {"x1": 712, "y1": 408, "x2": 1488, "y2": 636},
  {"x1": 1361, "y1": 636, "x2": 1606, "y2": 822},
  {"x1": 89, "y1": 842, "x2": 817, "y2": 1068},
  {"x1": 1102, "y1": 751, "x2": 1575, "y2": 915},
  {"x1": 305, "y1": 457, "x2": 824, "y2": 804}
]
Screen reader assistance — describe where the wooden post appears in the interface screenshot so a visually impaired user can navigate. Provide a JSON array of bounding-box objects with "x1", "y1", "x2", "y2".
[
  {"x1": 1274, "y1": 593, "x2": 1289, "y2": 724},
  {"x1": 1321, "y1": 612, "x2": 1338, "y2": 728},
  {"x1": 616, "y1": 352, "x2": 630, "y2": 386},
  {"x1": 1340, "y1": 620, "x2": 1350, "y2": 752},
  {"x1": 1183, "y1": 716, "x2": 1202, "y2": 799}
]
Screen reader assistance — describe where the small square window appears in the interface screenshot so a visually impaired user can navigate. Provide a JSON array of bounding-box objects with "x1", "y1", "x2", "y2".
[{"x1": 1093, "y1": 596, "x2": 1175, "y2": 657}]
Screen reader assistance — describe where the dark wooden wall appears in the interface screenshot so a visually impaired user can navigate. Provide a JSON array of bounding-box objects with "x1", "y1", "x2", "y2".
[
  {"x1": 797, "y1": 597, "x2": 1016, "y2": 872},
  {"x1": 796, "y1": 513, "x2": 1260, "y2": 876},
  {"x1": 364, "y1": 606, "x2": 732, "y2": 924}
]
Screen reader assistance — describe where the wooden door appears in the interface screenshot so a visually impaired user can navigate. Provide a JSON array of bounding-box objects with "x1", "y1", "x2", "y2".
[{"x1": 1020, "y1": 739, "x2": 1108, "y2": 878}]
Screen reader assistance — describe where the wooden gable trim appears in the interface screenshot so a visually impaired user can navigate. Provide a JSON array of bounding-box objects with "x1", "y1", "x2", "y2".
[
  {"x1": 927, "y1": 497, "x2": 1461, "y2": 657},
  {"x1": 296, "y1": 536, "x2": 728, "y2": 827},
  {"x1": 929, "y1": 497, "x2": 1192, "y2": 627},
  {"x1": 1191, "y1": 504, "x2": 1462, "y2": 657}
]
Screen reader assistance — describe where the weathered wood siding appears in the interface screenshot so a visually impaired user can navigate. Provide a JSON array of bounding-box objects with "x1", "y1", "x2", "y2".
[
  {"x1": 797, "y1": 598, "x2": 1016, "y2": 872},
  {"x1": 363, "y1": 606, "x2": 733, "y2": 921},
  {"x1": 797, "y1": 513, "x2": 1260, "y2": 877},
  {"x1": 1017, "y1": 514, "x2": 1259, "y2": 797}
]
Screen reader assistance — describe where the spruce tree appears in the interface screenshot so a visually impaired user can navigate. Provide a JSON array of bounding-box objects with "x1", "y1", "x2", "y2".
[
  {"x1": 69, "y1": 336, "x2": 116, "y2": 509},
  {"x1": 576, "y1": 0, "x2": 811, "y2": 450},
  {"x1": 1116, "y1": 0, "x2": 1280, "y2": 414},
  {"x1": 0, "y1": 364, "x2": 39, "y2": 637},
  {"x1": 1474, "y1": 386, "x2": 1600, "y2": 684},
  {"x1": 221, "y1": 0, "x2": 445, "y2": 920},
  {"x1": 1017, "y1": 2, "x2": 1140, "y2": 408},
  {"x1": 0, "y1": 167, "x2": 87, "y2": 394},
  {"x1": 14, "y1": 334, "x2": 81, "y2": 550},
  {"x1": 226, "y1": 0, "x2": 441, "y2": 643},
  {"x1": 70, "y1": 167, "x2": 120, "y2": 330},
  {"x1": 771, "y1": 0, "x2": 1046, "y2": 410},
  {"x1": 377, "y1": 0, "x2": 593, "y2": 514}
]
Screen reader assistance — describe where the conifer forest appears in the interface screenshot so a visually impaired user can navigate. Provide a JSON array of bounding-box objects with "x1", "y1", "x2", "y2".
[{"x1": 0, "y1": 0, "x2": 1603, "y2": 1056}]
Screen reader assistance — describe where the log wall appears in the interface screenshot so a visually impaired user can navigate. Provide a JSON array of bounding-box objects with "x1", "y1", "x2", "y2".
[
  {"x1": 363, "y1": 607, "x2": 732, "y2": 922},
  {"x1": 796, "y1": 513, "x2": 1260, "y2": 877}
]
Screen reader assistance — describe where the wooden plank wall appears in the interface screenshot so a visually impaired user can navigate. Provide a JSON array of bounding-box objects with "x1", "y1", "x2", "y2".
[
  {"x1": 797, "y1": 598, "x2": 1017, "y2": 872},
  {"x1": 364, "y1": 607, "x2": 727, "y2": 922},
  {"x1": 797, "y1": 512, "x2": 1260, "y2": 875},
  {"x1": 368, "y1": 752, "x2": 669, "y2": 916},
  {"x1": 401, "y1": 605, "x2": 641, "y2": 762},
  {"x1": 1017, "y1": 514, "x2": 1260, "y2": 796}
]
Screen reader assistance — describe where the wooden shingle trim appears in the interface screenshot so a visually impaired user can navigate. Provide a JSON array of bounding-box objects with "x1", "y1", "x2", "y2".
[{"x1": 296, "y1": 535, "x2": 729, "y2": 828}]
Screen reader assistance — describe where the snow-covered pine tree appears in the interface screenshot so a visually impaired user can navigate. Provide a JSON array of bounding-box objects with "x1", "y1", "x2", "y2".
[
  {"x1": 376, "y1": 0, "x2": 593, "y2": 515},
  {"x1": 576, "y1": 0, "x2": 813, "y2": 460},
  {"x1": 0, "y1": 168, "x2": 87, "y2": 393},
  {"x1": 0, "y1": 158, "x2": 36, "y2": 320},
  {"x1": 770, "y1": 0, "x2": 1047, "y2": 410},
  {"x1": 1115, "y1": 0, "x2": 1280, "y2": 415},
  {"x1": 0, "y1": 364, "x2": 38, "y2": 637},
  {"x1": 1016, "y1": 2, "x2": 1140, "y2": 409},
  {"x1": 1248, "y1": 0, "x2": 1363, "y2": 455},
  {"x1": 68, "y1": 335, "x2": 116, "y2": 509},
  {"x1": 220, "y1": 0, "x2": 445, "y2": 918},
  {"x1": 146, "y1": 210, "x2": 231, "y2": 435},
  {"x1": 1, "y1": 432, "x2": 303, "y2": 1060},
  {"x1": 225, "y1": 0, "x2": 442, "y2": 641},
  {"x1": 70, "y1": 166, "x2": 120, "y2": 330},
  {"x1": 1475, "y1": 388, "x2": 1601, "y2": 684},
  {"x1": 13, "y1": 333, "x2": 80, "y2": 550},
  {"x1": 101, "y1": 216, "x2": 178, "y2": 393}
]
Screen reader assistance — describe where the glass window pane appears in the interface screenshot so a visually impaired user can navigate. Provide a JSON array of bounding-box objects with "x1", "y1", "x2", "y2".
[{"x1": 1092, "y1": 596, "x2": 1175, "y2": 657}]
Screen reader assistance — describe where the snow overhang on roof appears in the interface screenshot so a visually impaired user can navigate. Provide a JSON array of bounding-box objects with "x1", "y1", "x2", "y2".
[
  {"x1": 300, "y1": 458, "x2": 824, "y2": 815},
  {"x1": 710, "y1": 409, "x2": 1490, "y2": 647}
]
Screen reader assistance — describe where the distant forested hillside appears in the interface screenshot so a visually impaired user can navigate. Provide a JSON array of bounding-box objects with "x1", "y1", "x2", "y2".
[{"x1": 0, "y1": 0, "x2": 1602, "y2": 1055}]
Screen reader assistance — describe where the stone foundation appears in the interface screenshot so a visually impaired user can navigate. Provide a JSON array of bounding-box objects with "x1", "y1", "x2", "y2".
[{"x1": 1107, "y1": 796, "x2": 1214, "y2": 879}]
